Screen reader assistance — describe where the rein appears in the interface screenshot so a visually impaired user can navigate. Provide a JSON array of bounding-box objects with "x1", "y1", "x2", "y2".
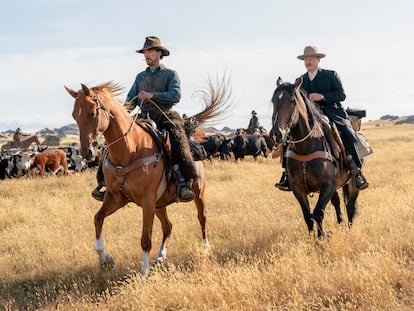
[
  {"x1": 286, "y1": 124, "x2": 319, "y2": 144},
  {"x1": 92, "y1": 92, "x2": 140, "y2": 150},
  {"x1": 276, "y1": 94, "x2": 320, "y2": 145},
  {"x1": 90, "y1": 92, "x2": 166, "y2": 200}
]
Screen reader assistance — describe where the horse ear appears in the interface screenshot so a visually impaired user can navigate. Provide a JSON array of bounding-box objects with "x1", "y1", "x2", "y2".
[
  {"x1": 81, "y1": 83, "x2": 91, "y2": 96},
  {"x1": 64, "y1": 86, "x2": 78, "y2": 98},
  {"x1": 294, "y1": 76, "x2": 303, "y2": 89},
  {"x1": 276, "y1": 77, "x2": 283, "y2": 86}
]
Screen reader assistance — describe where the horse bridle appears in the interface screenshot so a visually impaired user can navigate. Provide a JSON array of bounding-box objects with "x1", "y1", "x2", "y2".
[
  {"x1": 273, "y1": 88, "x2": 318, "y2": 145},
  {"x1": 90, "y1": 91, "x2": 138, "y2": 150}
]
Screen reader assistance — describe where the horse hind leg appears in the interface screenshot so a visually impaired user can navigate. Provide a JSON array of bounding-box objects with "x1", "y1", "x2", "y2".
[
  {"x1": 293, "y1": 192, "x2": 314, "y2": 234},
  {"x1": 193, "y1": 186, "x2": 210, "y2": 251},
  {"x1": 312, "y1": 187, "x2": 335, "y2": 239},
  {"x1": 330, "y1": 190, "x2": 343, "y2": 224},
  {"x1": 343, "y1": 184, "x2": 359, "y2": 228}
]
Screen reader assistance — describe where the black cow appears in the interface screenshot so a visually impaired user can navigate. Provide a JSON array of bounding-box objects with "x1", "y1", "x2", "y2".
[
  {"x1": 200, "y1": 134, "x2": 226, "y2": 160},
  {"x1": 219, "y1": 138, "x2": 233, "y2": 160},
  {"x1": 232, "y1": 129, "x2": 268, "y2": 160},
  {"x1": 0, "y1": 151, "x2": 33, "y2": 178},
  {"x1": 0, "y1": 154, "x2": 13, "y2": 179}
]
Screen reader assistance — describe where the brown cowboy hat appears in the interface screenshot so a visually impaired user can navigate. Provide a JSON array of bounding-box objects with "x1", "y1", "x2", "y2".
[
  {"x1": 136, "y1": 36, "x2": 170, "y2": 56},
  {"x1": 297, "y1": 46, "x2": 326, "y2": 60}
]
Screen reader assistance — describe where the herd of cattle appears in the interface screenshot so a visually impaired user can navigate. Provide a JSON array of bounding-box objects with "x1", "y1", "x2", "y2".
[
  {"x1": 0, "y1": 129, "x2": 281, "y2": 180},
  {"x1": 0, "y1": 143, "x2": 103, "y2": 180},
  {"x1": 198, "y1": 128, "x2": 281, "y2": 161}
]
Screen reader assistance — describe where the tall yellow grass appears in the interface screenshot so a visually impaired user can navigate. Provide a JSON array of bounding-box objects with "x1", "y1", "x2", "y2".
[{"x1": 0, "y1": 123, "x2": 413, "y2": 310}]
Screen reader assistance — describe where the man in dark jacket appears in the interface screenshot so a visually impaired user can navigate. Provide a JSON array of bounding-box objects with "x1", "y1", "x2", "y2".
[
  {"x1": 276, "y1": 46, "x2": 368, "y2": 191},
  {"x1": 247, "y1": 110, "x2": 260, "y2": 134}
]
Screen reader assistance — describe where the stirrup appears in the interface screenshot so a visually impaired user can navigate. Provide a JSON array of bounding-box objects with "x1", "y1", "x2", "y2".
[
  {"x1": 275, "y1": 172, "x2": 291, "y2": 191},
  {"x1": 354, "y1": 173, "x2": 369, "y2": 191},
  {"x1": 92, "y1": 188, "x2": 105, "y2": 201}
]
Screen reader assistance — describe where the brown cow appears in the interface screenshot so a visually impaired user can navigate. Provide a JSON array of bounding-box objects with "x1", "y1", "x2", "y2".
[{"x1": 30, "y1": 149, "x2": 69, "y2": 176}]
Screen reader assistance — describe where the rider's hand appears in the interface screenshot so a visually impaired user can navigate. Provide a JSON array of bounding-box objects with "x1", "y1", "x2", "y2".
[
  {"x1": 309, "y1": 93, "x2": 324, "y2": 102},
  {"x1": 138, "y1": 91, "x2": 154, "y2": 100}
]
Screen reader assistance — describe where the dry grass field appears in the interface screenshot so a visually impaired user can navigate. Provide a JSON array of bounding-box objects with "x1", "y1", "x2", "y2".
[{"x1": 0, "y1": 122, "x2": 413, "y2": 310}]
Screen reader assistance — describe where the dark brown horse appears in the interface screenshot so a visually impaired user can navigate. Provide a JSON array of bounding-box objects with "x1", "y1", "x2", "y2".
[
  {"x1": 65, "y1": 79, "x2": 231, "y2": 274},
  {"x1": 270, "y1": 78, "x2": 361, "y2": 238}
]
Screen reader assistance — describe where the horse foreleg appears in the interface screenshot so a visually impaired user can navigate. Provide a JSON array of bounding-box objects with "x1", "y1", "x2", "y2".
[
  {"x1": 312, "y1": 185, "x2": 335, "y2": 239},
  {"x1": 293, "y1": 191, "x2": 313, "y2": 233},
  {"x1": 154, "y1": 207, "x2": 172, "y2": 265},
  {"x1": 330, "y1": 190, "x2": 343, "y2": 224},
  {"x1": 94, "y1": 194, "x2": 122, "y2": 270},
  {"x1": 140, "y1": 199, "x2": 156, "y2": 276}
]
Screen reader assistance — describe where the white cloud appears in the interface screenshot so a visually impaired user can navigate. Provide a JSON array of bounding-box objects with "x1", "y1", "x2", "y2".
[{"x1": 1, "y1": 1, "x2": 414, "y2": 132}]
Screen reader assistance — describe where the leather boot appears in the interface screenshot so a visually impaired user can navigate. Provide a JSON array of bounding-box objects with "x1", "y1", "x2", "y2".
[
  {"x1": 354, "y1": 171, "x2": 369, "y2": 190},
  {"x1": 347, "y1": 155, "x2": 369, "y2": 191},
  {"x1": 91, "y1": 180, "x2": 106, "y2": 201},
  {"x1": 178, "y1": 183, "x2": 195, "y2": 202},
  {"x1": 91, "y1": 188, "x2": 105, "y2": 201},
  {"x1": 173, "y1": 164, "x2": 195, "y2": 202},
  {"x1": 275, "y1": 171, "x2": 291, "y2": 191}
]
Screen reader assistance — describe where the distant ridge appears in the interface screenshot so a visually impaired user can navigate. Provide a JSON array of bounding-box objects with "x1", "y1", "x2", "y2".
[{"x1": 1, "y1": 115, "x2": 414, "y2": 137}]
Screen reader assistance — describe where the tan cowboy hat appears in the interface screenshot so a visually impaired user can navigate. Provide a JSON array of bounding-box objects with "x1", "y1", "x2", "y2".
[
  {"x1": 297, "y1": 46, "x2": 326, "y2": 60},
  {"x1": 136, "y1": 36, "x2": 170, "y2": 56}
]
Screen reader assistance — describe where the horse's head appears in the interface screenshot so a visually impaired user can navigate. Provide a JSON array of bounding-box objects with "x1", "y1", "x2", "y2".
[
  {"x1": 65, "y1": 83, "x2": 111, "y2": 160},
  {"x1": 270, "y1": 77, "x2": 307, "y2": 141}
]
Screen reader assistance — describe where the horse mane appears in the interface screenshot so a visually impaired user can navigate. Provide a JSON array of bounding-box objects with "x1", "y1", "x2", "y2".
[
  {"x1": 298, "y1": 89, "x2": 325, "y2": 123},
  {"x1": 91, "y1": 81, "x2": 124, "y2": 98},
  {"x1": 298, "y1": 88, "x2": 339, "y2": 147}
]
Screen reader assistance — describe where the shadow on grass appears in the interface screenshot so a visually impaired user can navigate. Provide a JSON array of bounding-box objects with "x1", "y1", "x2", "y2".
[{"x1": 0, "y1": 264, "x2": 140, "y2": 310}]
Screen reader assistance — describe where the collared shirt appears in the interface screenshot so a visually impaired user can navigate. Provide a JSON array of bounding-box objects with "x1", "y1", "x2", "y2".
[
  {"x1": 308, "y1": 69, "x2": 318, "y2": 81},
  {"x1": 301, "y1": 69, "x2": 346, "y2": 107},
  {"x1": 126, "y1": 64, "x2": 181, "y2": 112}
]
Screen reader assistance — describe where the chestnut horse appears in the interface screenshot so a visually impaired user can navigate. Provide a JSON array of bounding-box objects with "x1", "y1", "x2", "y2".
[
  {"x1": 270, "y1": 78, "x2": 361, "y2": 238},
  {"x1": 1, "y1": 135, "x2": 40, "y2": 150},
  {"x1": 65, "y1": 79, "x2": 231, "y2": 274}
]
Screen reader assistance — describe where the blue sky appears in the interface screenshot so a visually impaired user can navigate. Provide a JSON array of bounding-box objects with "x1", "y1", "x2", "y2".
[{"x1": 1, "y1": 0, "x2": 413, "y2": 132}]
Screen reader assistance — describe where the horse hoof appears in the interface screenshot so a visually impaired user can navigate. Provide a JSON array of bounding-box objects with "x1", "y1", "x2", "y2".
[
  {"x1": 203, "y1": 240, "x2": 211, "y2": 254},
  {"x1": 317, "y1": 230, "x2": 332, "y2": 241},
  {"x1": 153, "y1": 256, "x2": 166, "y2": 266},
  {"x1": 99, "y1": 254, "x2": 114, "y2": 271},
  {"x1": 140, "y1": 267, "x2": 150, "y2": 277}
]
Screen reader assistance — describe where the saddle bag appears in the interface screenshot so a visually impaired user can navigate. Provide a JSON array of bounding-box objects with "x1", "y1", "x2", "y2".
[{"x1": 354, "y1": 132, "x2": 373, "y2": 159}]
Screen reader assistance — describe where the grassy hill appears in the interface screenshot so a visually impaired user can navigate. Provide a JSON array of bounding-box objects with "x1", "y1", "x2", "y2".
[{"x1": 0, "y1": 122, "x2": 413, "y2": 310}]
